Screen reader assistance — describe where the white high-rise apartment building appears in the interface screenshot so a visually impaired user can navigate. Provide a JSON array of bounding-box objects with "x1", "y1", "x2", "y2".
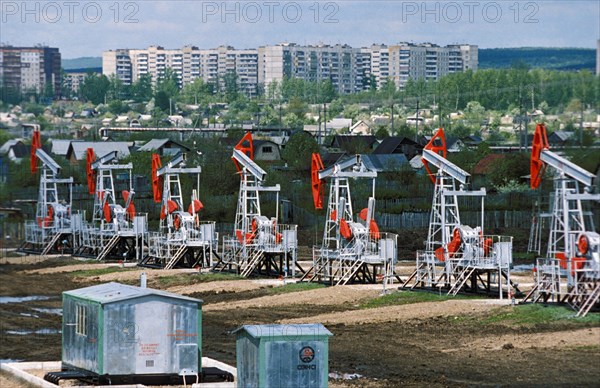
[
  {"x1": 103, "y1": 45, "x2": 259, "y2": 96},
  {"x1": 258, "y1": 43, "x2": 366, "y2": 95},
  {"x1": 0, "y1": 45, "x2": 62, "y2": 97},
  {"x1": 386, "y1": 43, "x2": 478, "y2": 89},
  {"x1": 103, "y1": 42, "x2": 477, "y2": 95}
]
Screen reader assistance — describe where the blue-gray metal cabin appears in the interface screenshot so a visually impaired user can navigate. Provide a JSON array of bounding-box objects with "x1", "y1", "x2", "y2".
[
  {"x1": 61, "y1": 282, "x2": 202, "y2": 380},
  {"x1": 234, "y1": 324, "x2": 333, "y2": 388}
]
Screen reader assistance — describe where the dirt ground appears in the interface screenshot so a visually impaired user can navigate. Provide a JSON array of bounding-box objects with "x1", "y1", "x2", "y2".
[{"x1": 1, "y1": 256, "x2": 599, "y2": 387}]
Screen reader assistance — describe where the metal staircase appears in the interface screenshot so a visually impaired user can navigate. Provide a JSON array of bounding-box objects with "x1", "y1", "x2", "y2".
[
  {"x1": 240, "y1": 249, "x2": 264, "y2": 278},
  {"x1": 41, "y1": 233, "x2": 62, "y2": 256},
  {"x1": 164, "y1": 245, "x2": 188, "y2": 270},
  {"x1": 335, "y1": 259, "x2": 365, "y2": 286},
  {"x1": 576, "y1": 282, "x2": 600, "y2": 318},
  {"x1": 448, "y1": 266, "x2": 476, "y2": 296},
  {"x1": 96, "y1": 235, "x2": 120, "y2": 261}
]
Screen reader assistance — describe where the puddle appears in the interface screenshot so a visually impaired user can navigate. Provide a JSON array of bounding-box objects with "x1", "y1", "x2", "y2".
[
  {"x1": 5, "y1": 329, "x2": 61, "y2": 335},
  {"x1": 0, "y1": 296, "x2": 55, "y2": 304},
  {"x1": 32, "y1": 307, "x2": 63, "y2": 315},
  {"x1": 19, "y1": 313, "x2": 40, "y2": 318},
  {"x1": 0, "y1": 359, "x2": 23, "y2": 364},
  {"x1": 513, "y1": 264, "x2": 534, "y2": 272},
  {"x1": 329, "y1": 372, "x2": 363, "y2": 380}
]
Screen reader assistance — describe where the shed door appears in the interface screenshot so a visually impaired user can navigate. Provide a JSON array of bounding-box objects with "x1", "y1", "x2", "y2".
[{"x1": 134, "y1": 301, "x2": 170, "y2": 374}]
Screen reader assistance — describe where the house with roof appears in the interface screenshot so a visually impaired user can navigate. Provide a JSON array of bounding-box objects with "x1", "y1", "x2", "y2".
[
  {"x1": 548, "y1": 130, "x2": 575, "y2": 147},
  {"x1": 326, "y1": 118, "x2": 352, "y2": 133},
  {"x1": 0, "y1": 112, "x2": 20, "y2": 127},
  {"x1": 253, "y1": 139, "x2": 281, "y2": 161},
  {"x1": 329, "y1": 135, "x2": 378, "y2": 154},
  {"x1": 418, "y1": 134, "x2": 464, "y2": 153},
  {"x1": 473, "y1": 154, "x2": 508, "y2": 185},
  {"x1": 462, "y1": 135, "x2": 483, "y2": 147},
  {"x1": 65, "y1": 141, "x2": 132, "y2": 163},
  {"x1": 138, "y1": 139, "x2": 190, "y2": 156},
  {"x1": 360, "y1": 154, "x2": 409, "y2": 172},
  {"x1": 302, "y1": 124, "x2": 333, "y2": 141},
  {"x1": 373, "y1": 137, "x2": 422, "y2": 161},
  {"x1": 349, "y1": 120, "x2": 371, "y2": 135},
  {"x1": 0, "y1": 139, "x2": 25, "y2": 155},
  {"x1": 49, "y1": 139, "x2": 80, "y2": 157},
  {"x1": 5, "y1": 142, "x2": 30, "y2": 163}
]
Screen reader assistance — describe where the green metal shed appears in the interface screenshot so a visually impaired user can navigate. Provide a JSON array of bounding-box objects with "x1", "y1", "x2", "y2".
[
  {"x1": 61, "y1": 282, "x2": 202, "y2": 383},
  {"x1": 234, "y1": 323, "x2": 333, "y2": 388}
]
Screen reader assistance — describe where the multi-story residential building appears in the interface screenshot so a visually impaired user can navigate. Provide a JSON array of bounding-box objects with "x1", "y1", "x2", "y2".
[
  {"x1": 363, "y1": 44, "x2": 390, "y2": 89},
  {"x1": 63, "y1": 71, "x2": 89, "y2": 94},
  {"x1": 103, "y1": 42, "x2": 477, "y2": 96},
  {"x1": 103, "y1": 45, "x2": 259, "y2": 96},
  {"x1": 0, "y1": 45, "x2": 61, "y2": 97},
  {"x1": 258, "y1": 43, "x2": 365, "y2": 95},
  {"x1": 387, "y1": 43, "x2": 477, "y2": 89}
]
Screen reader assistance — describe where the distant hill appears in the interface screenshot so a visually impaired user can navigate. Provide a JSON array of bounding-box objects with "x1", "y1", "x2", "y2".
[
  {"x1": 479, "y1": 48, "x2": 596, "y2": 71},
  {"x1": 62, "y1": 57, "x2": 102, "y2": 70}
]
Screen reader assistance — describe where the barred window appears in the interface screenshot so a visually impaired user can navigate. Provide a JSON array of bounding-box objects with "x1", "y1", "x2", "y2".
[{"x1": 76, "y1": 304, "x2": 87, "y2": 336}]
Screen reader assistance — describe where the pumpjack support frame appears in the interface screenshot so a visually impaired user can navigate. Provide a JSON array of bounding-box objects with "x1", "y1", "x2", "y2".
[
  {"x1": 19, "y1": 126, "x2": 75, "y2": 256},
  {"x1": 523, "y1": 123, "x2": 600, "y2": 316},
  {"x1": 73, "y1": 148, "x2": 147, "y2": 261},
  {"x1": 302, "y1": 153, "x2": 399, "y2": 286},
  {"x1": 212, "y1": 133, "x2": 301, "y2": 278},
  {"x1": 403, "y1": 128, "x2": 516, "y2": 298}
]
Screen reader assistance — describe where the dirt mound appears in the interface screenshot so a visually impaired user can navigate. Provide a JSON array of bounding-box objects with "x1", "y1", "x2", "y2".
[
  {"x1": 204, "y1": 285, "x2": 380, "y2": 312},
  {"x1": 450, "y1": 327, "x2": 600, "y2": 351},
  {"x1": 282, "y1": 299, "x2": 506, "y2": 325},
  {"x1": 167, "y1": 280, "x2": 266, "y2": 295},
  {"x1": 24, "y1": 263, "x2": 114, "y2": 274}
]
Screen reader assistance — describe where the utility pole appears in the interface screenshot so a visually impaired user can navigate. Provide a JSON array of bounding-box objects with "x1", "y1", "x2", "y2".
[
  {"x1": 317, "y1": 105, "x2": 322, "y2": 146},
  {"x1": 414, "y1": 99, "x2": 420, "y2": 143},
  {"x1": 518, "y1": 85, "x2": 524, "y2": 151},
  {"x1": 390, "y1": 102, "x2": 394, "y2": 135},
  {"x1": 579, "y1": 106, "x2": 584, "y2": 148},
  {"x1": 323, "y1": 103, "x2": 327, "y2": 142}
]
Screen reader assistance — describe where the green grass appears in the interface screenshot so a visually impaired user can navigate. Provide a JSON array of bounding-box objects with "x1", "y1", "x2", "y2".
[
  {"x1": 154, "y1": 272, "x2": 242, "y2": 287},
  {"x1": 264, "y1": 282, "x2": 325, "y2": 295},
  {"x1": 359, "y1": 290, "x2": 476, "y2": 309},
  {"x1": 70, "y1": 267, "x2": 136, "y2": 277},
  {"x1": 480, "y1": 304, "x2": 600, "y2": 326}
]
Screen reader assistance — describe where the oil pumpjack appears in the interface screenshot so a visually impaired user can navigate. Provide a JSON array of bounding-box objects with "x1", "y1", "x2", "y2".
[
  {"x1": 73, "y1": 148, "x2": 147, "y2": 261},
  {"x1": 212, "y1": 133, "x2": 300, "y2": 277},
  {"x1": 402, "y1": 128, "x2": 514, "y2": 297},
  {"x1": 301, "y1": 153, "x2": 398, "y2": 285},
  {"x1": 19, "y1": 125, "x2": 74, "y2": 255},
  {"x1": 523, "y1": 123, "x2": 600, "y2": 316},
  {"x1": 140, "y1": 152, "x2": 217, "y2": 269}
]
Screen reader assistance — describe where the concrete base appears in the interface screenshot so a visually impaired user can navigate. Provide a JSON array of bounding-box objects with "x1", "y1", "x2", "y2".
[{"x1": 1, "y1": 358, "x2": 236, "y2": 387}]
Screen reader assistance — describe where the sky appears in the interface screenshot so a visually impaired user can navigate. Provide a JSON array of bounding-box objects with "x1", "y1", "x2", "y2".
[{"x1": 1, "y1": 0, "x2": 599, "y2": 58}]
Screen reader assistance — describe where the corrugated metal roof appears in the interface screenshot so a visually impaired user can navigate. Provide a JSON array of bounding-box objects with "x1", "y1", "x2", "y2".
[
  {"x1": 67, "y1": 142, "x2": 131, "y2": 160},
  {"x1": 0, "y1": 139, "x2": 24, "y2": 154},
  {"x1": 138, "y1": 139, "x2": 190, "y2": 152},
  {"x1": 64, "y1": 282, "x2": 202, "y2": 305},
  {"x1": 361, "y1": 154, "x2": 408, "y2": 172},
  {"x1": 50, "y1": 139, "x2": 80, "y2": 156},
  {"x1": 233, "y1": 324, "x2": 332, "y2": 338},
  {"x1": 138, "y1": 139, "x2": 169, "y2": 151}
]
